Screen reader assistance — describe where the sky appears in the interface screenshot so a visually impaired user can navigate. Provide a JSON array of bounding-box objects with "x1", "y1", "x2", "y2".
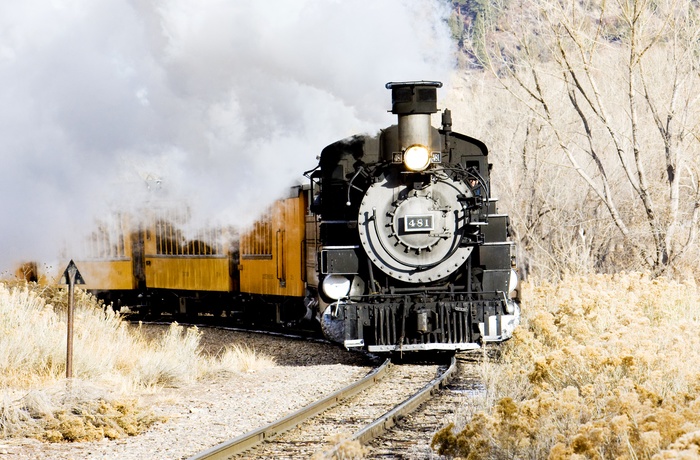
[{"x1": 0, "y1": 0, "x2": 457, "y2": 270}]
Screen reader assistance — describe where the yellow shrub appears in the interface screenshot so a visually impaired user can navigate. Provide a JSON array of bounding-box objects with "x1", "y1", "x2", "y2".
[{"x1": 433, "y1": 272, "x2": 700, "y2": 459}]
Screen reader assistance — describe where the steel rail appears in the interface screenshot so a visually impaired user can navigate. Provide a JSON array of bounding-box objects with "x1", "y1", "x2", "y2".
[
  {"x1": 323, "y1": 355, "x2": 457, "y2": 457},
  {"x1": 187, "y1": 358, "x2": 391, "y2": 460}
]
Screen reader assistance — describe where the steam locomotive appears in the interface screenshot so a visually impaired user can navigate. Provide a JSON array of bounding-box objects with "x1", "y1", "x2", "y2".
[
  {"x1": 309, "y1": 81, "x2": 520, "y2": 352},
  {"x1": 44, "y1": 81, "x2": 519, "y2": 353}
]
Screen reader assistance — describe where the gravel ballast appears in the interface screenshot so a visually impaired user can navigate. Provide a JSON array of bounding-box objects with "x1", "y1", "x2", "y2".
[{"x1": 0, "y1": 326, "x2": 375, "y2": 460}]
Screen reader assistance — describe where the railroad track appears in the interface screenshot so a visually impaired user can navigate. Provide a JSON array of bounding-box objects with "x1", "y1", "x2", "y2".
[
  {"x1": 188, "y1": 357, "x2": 457, "y2": 459},
  {"x1": 364, "y1": 350, "x2": 489, "y2": 459}
]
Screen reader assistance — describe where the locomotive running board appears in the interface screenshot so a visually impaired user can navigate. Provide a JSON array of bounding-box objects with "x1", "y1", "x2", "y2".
[{"x1": 366, "y1": 343, "x2": 480, "y2": 352}]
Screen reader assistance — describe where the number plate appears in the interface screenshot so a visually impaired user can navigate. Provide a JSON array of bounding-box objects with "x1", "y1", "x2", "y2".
[{"x1": 404, "y1": 215, "x2": 434, "y2": 232}]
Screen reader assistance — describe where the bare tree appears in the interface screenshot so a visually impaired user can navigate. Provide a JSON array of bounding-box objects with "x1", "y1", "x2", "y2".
[{"x1": 469, "y1": 0, "x2": 700, "y2": 274}]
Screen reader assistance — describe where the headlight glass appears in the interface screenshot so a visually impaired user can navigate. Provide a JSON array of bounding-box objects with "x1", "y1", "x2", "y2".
[
  {"x1": 322, "y1": 275, "x2": 351, "y2": 300},
  {"x1": 509, "y1": 269, "x2": 519, "y2": 294},
  {"x1": 403, "y1": 145, "x2": 430, "y2": 171}
]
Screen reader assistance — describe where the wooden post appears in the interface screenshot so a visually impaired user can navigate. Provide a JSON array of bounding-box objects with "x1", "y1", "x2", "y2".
[{"x1": 61, "y1": 260, "x2": 85, "y2": 379}]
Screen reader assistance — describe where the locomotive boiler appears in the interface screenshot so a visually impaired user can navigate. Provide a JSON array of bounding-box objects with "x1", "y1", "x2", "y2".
[{"x1": 308, "y1": 81, "x2": 520, "y2": 352}]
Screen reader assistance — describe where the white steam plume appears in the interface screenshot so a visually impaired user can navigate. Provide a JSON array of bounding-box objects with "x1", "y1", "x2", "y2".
[{"x1": 0, "y1": 0, "x2": 456, "y2": 271}]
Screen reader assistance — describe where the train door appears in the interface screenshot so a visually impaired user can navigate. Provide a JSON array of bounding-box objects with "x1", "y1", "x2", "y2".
[{"x1": 305, "y1": 183, "x2": 319, "y2": 291}]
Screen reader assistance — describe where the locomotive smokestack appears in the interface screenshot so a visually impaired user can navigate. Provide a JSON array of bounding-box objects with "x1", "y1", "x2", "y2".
[{"x1": 385, "y1": 81, "x2": 441, "y2": 152}]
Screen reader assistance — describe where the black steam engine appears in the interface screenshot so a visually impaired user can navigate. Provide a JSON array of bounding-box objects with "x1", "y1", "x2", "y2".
[{"x1": 309, "y1": 81, "x2": 520, "y2": 352}]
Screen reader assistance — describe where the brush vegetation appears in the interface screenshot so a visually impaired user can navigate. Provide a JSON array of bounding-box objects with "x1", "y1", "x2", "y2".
[
  {"x1": 432, "y1": 272, "x2": 700, "y2": 458},
  {"x1": 447, "y1": 0, "x2": 700, "y2": 278},
  {"x1": 0, "y1": 280, "x2": 275, "y2": 442},
  {"x1": 434, "y1": 0, "x2": 700, "y2": 456}
]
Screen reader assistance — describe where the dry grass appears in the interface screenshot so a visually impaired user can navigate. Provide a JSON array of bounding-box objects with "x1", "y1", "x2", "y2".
[
  {"x1": 433, "y1": 271, "x2": 700, "y2": 459},
  {"x1": 311, "y1": 433, "x2": 369, "y2": 460},
  {"x1": 213, "y1": 344, "x2": 277, "y2": 374},
  {"x1": 0, "y1": 280, "x2": 275, "y2": 442}
]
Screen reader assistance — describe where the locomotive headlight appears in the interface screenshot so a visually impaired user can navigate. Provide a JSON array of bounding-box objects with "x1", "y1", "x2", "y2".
[
  {"x1": 403, "y1": 145, "x2": 431, "y2": 171},
  {"x1": 322, "y1": 275, "x2": 351, "y2": 300},
  {"x1": 509, "y1": 269, "x2": 519, "y2": 295}
]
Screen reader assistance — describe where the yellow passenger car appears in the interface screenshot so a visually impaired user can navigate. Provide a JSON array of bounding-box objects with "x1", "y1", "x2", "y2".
[
  {"x1": 142, "y1": 209, "x2": 235, "y2": 292},
  {"x1": 69, "y1": 214, "x2": 138, "y2": 292},
  {"x1": 239, "y1": 186, "x2": 309, "y2": 298},
  {"x1": 50, "y1": 185, "x2": 315, "y2": 322}
]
